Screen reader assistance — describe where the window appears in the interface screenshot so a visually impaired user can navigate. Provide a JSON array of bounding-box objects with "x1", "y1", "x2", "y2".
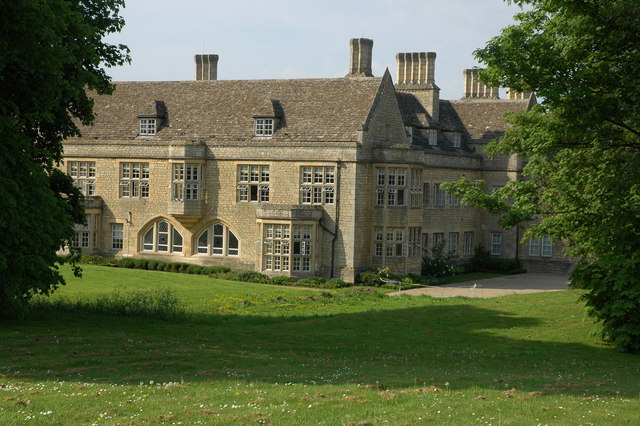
[
  {"x1": 374, "y1": 227, "x2": 407, "y2": 257},
  {"x1": 300, "y1": 166, "x2": 335, "y2": 205},
  {"x1": 423, "y1": 183, "x2": 430, "y2": 207},
  {"x1": 410, "y1": 169, "x2": 422, "y2": 207},
  {"x1": 448, "y1": 232, "x2": 459, "y2": 255},
  {"x1": 433, "y1": 232, "x2": 444, "y2": 248},
  {"x1": 433, "y1": 184, "x2": 445, "y2": 207},
  {"x1": 237, "y1": 165, "x2": 269, "y2": 202},
  {"x1": 530, "y1": 236, "x2": 553, "y2": 257},
  {"x1": 68, "y1": 161, "x2": 96, "y2": 196},
  {"x1": 428, "y1": 129, "x2": 438, "y2": 146},
  {"x1": 449, "y1": 191, "x2": 460, "y2": 207},
  {"x1": 196, "y1": 223, "x2": 239, "y2": 256},
  {"x1": 172, "y1": 163, "x2": 201, "y2": 201},
  {"x1": 111, "y1": 224, "x2": 123, "y2": 250},
  {"x1": 120, "y1": 162, "x2": 149, "y2": 198},
  {"x1": 491, "y1": 232, "x2": 502, "y2": 255},
  {"x1": 142, "y1": 220, "x2": 183, "y2": 253},
  {"x1": 376, "y1": 167, "x2": 407, "y2": 207},
  {"x1": 452, "y1": 132, "x2": 462, "y2": 148},
  {"x1": 73, "y1": 214, "x2": 100, "y2": 250},
  {"x1": 139, "y1": 118, "x2": 157, "y2": 136},
  {"x1": 254, "y1": 118, "x2": 274, "y2": 137},
  {"x1": 529, "y1": 238, "x2": 540, "y2": 256},
  {"x1": 463, "y1": 231, "x2": 474, "y2": 256},
  {"x1": 541, "y1": 236, "x2": 553, "y2": 257},
  {"x1": 408, "y1": 227, "x2": 421, "y2": 257},
  {"x1": 262, "y1": 224, "x2": 313, "y2": 272}
]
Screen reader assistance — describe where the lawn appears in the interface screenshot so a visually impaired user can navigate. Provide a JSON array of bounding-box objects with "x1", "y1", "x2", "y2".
[{"x1": 0, "y1": 265, "x2": 639, "y2": 425}]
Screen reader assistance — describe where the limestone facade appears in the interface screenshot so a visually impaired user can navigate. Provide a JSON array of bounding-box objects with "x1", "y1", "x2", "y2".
[{"x1": 63, "y1": 39, "x2": 571, "y2": 282}]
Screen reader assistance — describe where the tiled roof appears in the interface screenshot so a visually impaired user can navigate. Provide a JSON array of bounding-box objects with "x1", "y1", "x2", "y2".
[
  {"x1": 439, "y1": 97, "x2": 534, "y2": 144},
  {"x1": 73, "y1": 77, "x2": 384, "y2": 142}
]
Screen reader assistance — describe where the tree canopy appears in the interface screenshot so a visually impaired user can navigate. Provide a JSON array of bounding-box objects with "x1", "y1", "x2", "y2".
[
  {"x1": 0, "y1": 0, "x2": 129, "y2": 315},
  {"x1": 444, "y1": 0, "x2": 640, "y2": 352}
]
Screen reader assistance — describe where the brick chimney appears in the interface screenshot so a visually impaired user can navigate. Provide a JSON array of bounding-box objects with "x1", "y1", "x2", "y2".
[
  {"x1": 195, "y1": 54, "x2": 219, "y2": 81},
  {"x1": 463, "y1": 69, "x2": 499, "y2": 98},
  {"x1": 395, "y1": 51, "x2": 440, "y2": 122},
  {"x1": 347, "y1": 38, "x2": 374, "y2": 77}
]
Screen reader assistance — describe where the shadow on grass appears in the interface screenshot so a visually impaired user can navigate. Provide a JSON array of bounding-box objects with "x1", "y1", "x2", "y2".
[{"x1": 1, "y1": 303, "x2": 638, "y2": 397}]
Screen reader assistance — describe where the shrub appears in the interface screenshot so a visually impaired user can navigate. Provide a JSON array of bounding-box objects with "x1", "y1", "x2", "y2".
[
  {"x1": 466, "y1": 246, "x2": 524, "y2": 274},
  {"x1": 132, "y1": 259, "x2": 149, "y2": 270},
  {"x1": 118, "y1": 258, "x2": 136, "y2": 269},
  {"x1": 186, "y1": 264, "x2": 203, "y2": 275},
  {"x1": 422, "y1": 242, "x2": 456, "y2": 277},
  {"x1": 296, "y1": 276, "x2": 326, "y2": 286},
  {"x1": 146, "y1": 260, "x2": 159, "y2": 271},
  {"x1": 270, "y1": 276, "x2": 293, "y2": 286},
  {"x1": 226, "y1": 270, "x2": 270, "y2": 283},
  {"x1": 356, "y1": 269, "x2": 383, "y2": 286},
  {"x1": 80, "y1": 255, "x2": 110, "y2": 265},
  {"x1": 323, "y1": 278, "x2": 350, "y2": 288},
  {"x1": 203, "y1": 266, "x2": 231, "y2": 275}
]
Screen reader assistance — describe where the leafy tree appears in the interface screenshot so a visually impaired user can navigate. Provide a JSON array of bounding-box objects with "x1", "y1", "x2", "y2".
[
  {"x1": 444, "y1": 0, "x2": 640, "y2": 352},
  {"x1": 0, "y1": 0, "x2": 129, "y2": 315}
]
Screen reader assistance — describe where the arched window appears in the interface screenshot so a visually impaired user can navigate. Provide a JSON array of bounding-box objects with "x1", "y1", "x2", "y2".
[
  {"x1": 141, "y1": 220, "x2": 183, "y2": 253},
  {"x1": 196, "y1": 223, "x2": 239, "y2": 256}
]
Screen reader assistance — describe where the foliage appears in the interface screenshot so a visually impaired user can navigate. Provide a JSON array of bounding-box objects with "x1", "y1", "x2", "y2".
[
  {"x1": 443, "y1": 0, "x2": 640, "y2": 352},
  {"x1": 421, "y1": 241, "x2": 456, "y2": 278},
  {"x1": 224, "y1": 270, "x2": 271, "y2": 284},
  {"x1": 466, "y1": 247, "x2": 525, "y2": 274},
  {"x1": 355, "y1": 269, "x2": 387, "y2": 286},
  {"x1": 0, "y1": 0, "x2": 129, "y2": 316},
  {"x1": 295, "y1": 276, "x2": 327, "y2": 286}
]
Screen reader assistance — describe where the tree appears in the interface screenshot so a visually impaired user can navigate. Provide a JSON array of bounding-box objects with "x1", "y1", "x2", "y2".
[
  {"x1": 443, "y1": 0, "x2": 640, "y2": 352},
  {"x1": 0, "y1": 0, "x2": 129, "y2": 315}
]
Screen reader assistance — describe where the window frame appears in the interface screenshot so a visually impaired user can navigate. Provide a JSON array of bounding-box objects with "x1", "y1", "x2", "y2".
[
  {"x1": 237, "y1": 164, "x2": 270, "y2": 203},
  {"x1": 254, "y1": 118, "x2": 274, "y2": 137},
  {"x1": 299, "y1": 166, "x2": 335, "y2": 205},
  {"x1": 141, "y1": 219, "x2": 184, "y2": 253},
  {"x1": 195, "y1": 222, "x2": 240, "y2": 257},
  {"x1": 491, "y1": 232, "x2": 502, "y2": 256}
]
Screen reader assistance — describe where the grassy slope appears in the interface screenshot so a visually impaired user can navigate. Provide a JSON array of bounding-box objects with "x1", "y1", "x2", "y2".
[{"x1": 0, "y1": 265, "x2": 639, "y2": 425}]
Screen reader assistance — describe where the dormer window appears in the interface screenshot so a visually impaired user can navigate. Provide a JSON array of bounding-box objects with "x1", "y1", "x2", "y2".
[
  {"x1": 428, "y1": 129, "x2": 438, "y2": 146},
  {"x1": 452, "y1": 132, "x2": 462, "y2": 148},
  {"x1": 254, "y1": 118, "x2": 274, "y2": 137},
  {"x1": 139, "y1": 118, "x2": 157, "y2": 136}
]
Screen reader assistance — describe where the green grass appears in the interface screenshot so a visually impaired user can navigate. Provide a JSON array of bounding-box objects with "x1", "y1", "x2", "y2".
[{"x1": 1, "y1": 265, "x2": 639, "y2": 425}]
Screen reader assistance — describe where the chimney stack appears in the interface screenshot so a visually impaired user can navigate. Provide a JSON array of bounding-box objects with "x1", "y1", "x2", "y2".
[
  {"x1": 347, "y1": 38, "x2": 374, "y2": 77},
  {"x1": 506, "y1": 88, "x2": 533, "y2": 100},
  {"x1": 395, "y1": 51, "x2": 440, "y2": 122},
  {"x1": 463, "y1": 69, "x2": 499, "y2": 98},
  {"x1": 195, "y1": 54, "x2": 219, "y2": 81},
  {"x1": 395, "y1": 52, "x2": 436, "y2": 85}
]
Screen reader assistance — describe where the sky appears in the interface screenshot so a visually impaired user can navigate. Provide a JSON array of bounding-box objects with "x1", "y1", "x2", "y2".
[{"x1": 104, "y1": 0, "x2": 525, "y2": 100}]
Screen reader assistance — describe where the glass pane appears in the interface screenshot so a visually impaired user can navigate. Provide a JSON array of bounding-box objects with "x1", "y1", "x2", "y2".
[
  {"x1": 228, "y1": 230, "x2": 239, "y2": 255},
  {"x1": 143, "y1": 227, "x2": 154, "y2": 251},
  {"x1": 197, "y1": 229, "x2": 209, "y2": 254}
]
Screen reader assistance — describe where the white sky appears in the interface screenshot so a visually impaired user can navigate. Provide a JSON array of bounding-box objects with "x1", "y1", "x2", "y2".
[{"x1": 104, "y1": 0, "x2": 523, "y2": 100}]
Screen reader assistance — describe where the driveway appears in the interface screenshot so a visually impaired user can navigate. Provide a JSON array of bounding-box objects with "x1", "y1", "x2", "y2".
[{"x1": 387, "y1": 273, "x2": 571, "y2": 298}]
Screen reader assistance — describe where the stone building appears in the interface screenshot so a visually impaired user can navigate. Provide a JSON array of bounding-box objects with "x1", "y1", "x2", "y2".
[{"x1": 63, "y1": 38, "x2": 571, "y2": 281}]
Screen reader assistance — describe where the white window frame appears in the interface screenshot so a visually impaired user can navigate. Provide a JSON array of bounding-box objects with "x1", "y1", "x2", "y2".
[
  {"x1": 238, "y1": 165, "x2": 270, "y2": 202},
  {"x1": 463, "y1": 231, "x2": 473, "y2": 256},
  {"x1": 120, "y1": 162, "x2": 149, "y2": 198},
  {"x1": 142, "y1": 220, "x2": 183, "y2": 253},
  {"x1": 196, "y1": 223, "x2": 239, "y2": 256},
  {"x1": 254, "y1": 118, "x2": 274, "y2": 137},
  {"x1": 299, "y1": 166, "x2": 335, "y2": 205},
  {"x1": 111, "y1": 223, "x2": 123, "y2": 250},
  {"x1": 491, "y1": 232, "x2": 502, "y2": 256},
  {"x1": 139, "y1": 118, "x2": 157, "y2": 136},
  {"x1": 172, "y1": 163, "x2": 201, "y2": 201},
  {"x1": 69, "y1": 161, "x2": 96, "y2": 196},
  {"x1": 428, "y1": 129, "x2": 438, "y2": 146},
  {"x1": 448, "y1": 232, "x2": 459, "y2": 255},
  {"x1": 452, "y1": 132, "x2": 462, "y2": 148}
]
